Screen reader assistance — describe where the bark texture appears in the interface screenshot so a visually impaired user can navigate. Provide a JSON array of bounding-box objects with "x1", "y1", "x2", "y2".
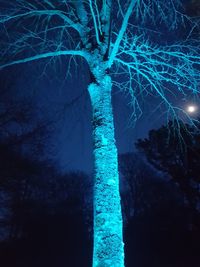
[{"x1": 88, "y1": 74, "x2": 124, "y2": 267}]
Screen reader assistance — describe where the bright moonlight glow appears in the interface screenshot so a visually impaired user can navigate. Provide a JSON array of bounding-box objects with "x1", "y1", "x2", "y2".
[{"x1": 187, "y1": 105, "x2": 196, "y2": 113}]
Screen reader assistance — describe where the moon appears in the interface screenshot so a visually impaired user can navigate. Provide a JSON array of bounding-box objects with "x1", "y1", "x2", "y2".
[{"x1": 187, "y1": 105, "x2": 196, "y2": 113}]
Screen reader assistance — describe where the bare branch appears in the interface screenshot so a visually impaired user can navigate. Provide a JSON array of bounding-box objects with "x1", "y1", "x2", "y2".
[
  {"x1": 0, "y1": 9, "x2": 83, "y2": 34},
  {"x1": 0, "y1": 50, "x2": 86, "y2": 70},
  {"x1": 108, "y1": 0, "x2": 137, "y2": 67}
]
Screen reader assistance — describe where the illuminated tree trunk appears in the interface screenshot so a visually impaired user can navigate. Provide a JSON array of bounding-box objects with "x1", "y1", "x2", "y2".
[{"x1": 88, "y1": 74, "x2": 125, "y2": 267}]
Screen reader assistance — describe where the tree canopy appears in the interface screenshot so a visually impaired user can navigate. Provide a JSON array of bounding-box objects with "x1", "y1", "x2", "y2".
[{"x1": 0, "y1": 1, "x2": 200, "y2": 122}]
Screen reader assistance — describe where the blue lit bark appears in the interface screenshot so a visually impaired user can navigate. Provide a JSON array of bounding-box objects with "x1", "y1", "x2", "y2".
[{"x1": 88, "y1": 75, "x2": 124, "y2": 267}]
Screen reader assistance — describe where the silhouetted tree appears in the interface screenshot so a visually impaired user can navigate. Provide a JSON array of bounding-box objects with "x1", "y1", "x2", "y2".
[
  {"x1": 136, "y1": 120, "x2": 200, "y2": 228},
  {"x1": 0, "y1": 152, "x2": 92, "y2": 267},
  {"x1": 119, "y1": 152, "x2": 200, "y2": 267},
  {"x1": 0, "y1": 94, "x2": 51, "y2": 240},
  {"x1": 119, "y1": 152, "x2": 185, "y2": 221}
]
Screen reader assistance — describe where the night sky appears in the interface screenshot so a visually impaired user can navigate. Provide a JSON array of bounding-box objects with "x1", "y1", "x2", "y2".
[
  {"x1": 1, "y1": 63, "x2": 199, "y2": 174},
  {"x1": 1, "y1": 61, "x2": 185, "y2": 174}
]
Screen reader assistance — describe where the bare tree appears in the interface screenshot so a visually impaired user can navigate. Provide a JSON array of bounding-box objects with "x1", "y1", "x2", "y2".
[{"x1": 1, "y1": 1, "x2": 200, "y2": 266}]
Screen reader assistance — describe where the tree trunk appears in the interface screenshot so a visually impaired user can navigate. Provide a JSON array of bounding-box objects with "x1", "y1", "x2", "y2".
[{"x1": 88, "y1": 75, "x2": 125, "y2": 267}]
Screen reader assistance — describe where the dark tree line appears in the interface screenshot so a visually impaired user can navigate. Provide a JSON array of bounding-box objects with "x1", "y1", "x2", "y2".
[
  {"x1": 0, "y1": 106, "x2": 93, "y2": 266},
  {"x1": 0, "y1": 91, "x2": 200, "y2": 267},
  {"x1": 0, "y1": 83, "x2": 92, "y2": 266},
  {"x1": 136, "y1": 120, "x2": 200, "y2": 229}
]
